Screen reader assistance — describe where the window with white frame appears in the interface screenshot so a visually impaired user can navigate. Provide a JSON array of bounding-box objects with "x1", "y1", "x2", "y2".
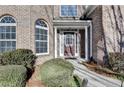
[
  {"x1": 61, "y1": 5, "x2": 77, "y2": 16},
  {"x1": 0, "y1": 15, "x2": 16, "y2": 53},
  {"x1": 35, "y1": 19, "x2": 49, "y2": 54}
]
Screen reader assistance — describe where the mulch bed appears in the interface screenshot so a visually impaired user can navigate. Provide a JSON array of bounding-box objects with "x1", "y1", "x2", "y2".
[
  {"x1": 81, "y1": 62, "x2": 117, "y2": 79},
  {"x1": 26, "y1": 66, "x2": 45, "y2": 87}
]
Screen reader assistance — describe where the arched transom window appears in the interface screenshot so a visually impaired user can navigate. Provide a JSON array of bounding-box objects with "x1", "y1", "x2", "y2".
[
  {"x1": 35, "y1": 19, "x2": 49, "y2": 54},
  {"x1": 0, "y1": 15, "x2": 16, "y2": 53}
]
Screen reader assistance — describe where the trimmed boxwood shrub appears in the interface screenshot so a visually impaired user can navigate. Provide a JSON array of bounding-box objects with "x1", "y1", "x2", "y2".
[
  {"x1": 0, "y1": 65, "x2": 27, "y2": 87},
  {"x1": 38, "y1": 58, "x2": 85, "y2": 87},
  {"x1": 0, "y1": 49, "x2": 37, "y2": 70}
]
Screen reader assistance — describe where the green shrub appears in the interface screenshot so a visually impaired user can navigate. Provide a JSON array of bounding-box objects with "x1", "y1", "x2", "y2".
[
  {"x1": 0, "y1": 49, "x2": 37, "y2": 70},
  {"x1": 38, "y1": 58, "x2": 84, "y2": 87},
  {"x1": 0, "y1": 65, "x2": 27, "y2": 87},
  {"x1": 109, "y1": 52, "x2": 124, "y2": 65}
]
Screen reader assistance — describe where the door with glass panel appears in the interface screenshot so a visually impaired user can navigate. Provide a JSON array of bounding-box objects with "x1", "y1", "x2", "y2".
[{"x1": 64, "y1": 32, "x2": 75, "y2": 57}]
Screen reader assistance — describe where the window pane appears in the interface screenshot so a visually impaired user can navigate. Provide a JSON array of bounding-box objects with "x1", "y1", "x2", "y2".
[
  {"x1": 44, "y1": 48, "x2": 47, "y2": 52},
  {"x1": 6, "y1": 26, "x2": 10, "y2": 32},
  {"x1": 0, "y1": 34, "x2": 2, "y2": 39},
  {"x1": 11, "y1": 33, "x2": 16, "y2": 39},
  {"x1": 6, "y1": 33, "x2": 11, "y2": 39},
  {"x1": 35, "y1": 41, "x2": 48, "y2": 53},
  {"x1": 7, "y1": 41, "x2": 11, "y2": 47},
  {"x1": 36, "y1": 42, "x2": 39, "y2": 48},
  {"x1": 0, "y1": 26, "x2": 5, "y2": 32},
  {"x1": 1, "y1": 41, "x2": 5, "y2": 47},
  {"x1": 44, "y1": 30, "x2": 48, "y2": 35},
  {"x1": 61, "y1": 5, "x2": 68, "y2": 16},
  {"x1": 39, "y1": 35, "x2": 47, "y2": 40},
  {"x1": 11, "y1": 26, "x2": 16, "y2": 33},
  {"x1": 12, "y1": 41, "x2": 16, "y2": 47},
  {"x1": 39, "y1": 48, "x2": 43, "y2": 53},
  {"x1": 1, "y1": 33, "x2": 5, "y2": 39},
  {"x1": 39, "y1": 29, "x2": 44, "y2": 35},
  {"x1": 68, "y1": 6, "x2": 77, "y2": 16},
  {"x1": 61, "y1": 5, "x2": 77, "y2": 16},
  {"x1": 35, "y1": 28, "x2": 39, "y2": 35},
  {"x1": 35, "y1": 35, "x2": 39, "y2": 40},
  {"x1": 0, "y1": 41, "x2": 16, "y2": 53}
]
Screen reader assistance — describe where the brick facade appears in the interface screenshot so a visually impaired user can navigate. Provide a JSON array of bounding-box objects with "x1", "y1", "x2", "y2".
[
  {"x1": 89, "y1": 5, "x2": 124, "y2": 64},
  {"x1": 88, "y1": 6, "x2": 104, "y2": 64},
  {"x1": 1, "y1": 5, "x2": 122, "y2": 65},
  {"x1": 0, "y1": 5, "x2": 85, "y2": 65},
  {"x1": 0, "y1": 6, "x2": 54, "y2": 65}
]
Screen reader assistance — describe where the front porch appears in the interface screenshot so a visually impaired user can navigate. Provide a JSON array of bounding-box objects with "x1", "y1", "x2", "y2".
[{"x1": 53, "y1": 20, "x2": 92, "y2": 61}]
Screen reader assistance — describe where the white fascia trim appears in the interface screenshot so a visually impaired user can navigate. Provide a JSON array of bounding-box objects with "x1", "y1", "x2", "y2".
[
  {"x1": 53, "y1": 20, "x2": 92, "y2": 28},
  {"x1": 53, "y1": 20, "x2": 92, "y2": 23},
  {"x1": 54, "y1": 26, "x2": 85, "y2": 29}
]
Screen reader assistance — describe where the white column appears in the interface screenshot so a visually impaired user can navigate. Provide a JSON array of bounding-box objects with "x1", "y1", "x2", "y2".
[
  {"x1": 85, "y1": 26, "x2": 88, "y2": 60},
  {"x1": 75, "y1": 31, "x2": 80, "y2": 57},
  {"x1": 54, "y1": 27, "x2": 57, "y2": 58},
  {"x1": 90, "y1": 22, "x2": 93, "y2": 57},
  {"x1": 74, "y1": 32, "x2": 77, "y2": 56},
  {"x1": 60, "y1": 32, "x2": 64, "y2": 57},
  {"x1": 77, "y1": 30, "x2": 80, "y2": 57}
]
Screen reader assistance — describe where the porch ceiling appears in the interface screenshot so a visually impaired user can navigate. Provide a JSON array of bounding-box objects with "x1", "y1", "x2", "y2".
[{"x1": 53, "y1": 20, "x2": 91, "y2": 28}]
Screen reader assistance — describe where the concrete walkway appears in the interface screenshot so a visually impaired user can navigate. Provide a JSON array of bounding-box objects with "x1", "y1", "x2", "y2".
[{"x1": 68, "y1": 59, "x2": 124, "y2": 87}]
